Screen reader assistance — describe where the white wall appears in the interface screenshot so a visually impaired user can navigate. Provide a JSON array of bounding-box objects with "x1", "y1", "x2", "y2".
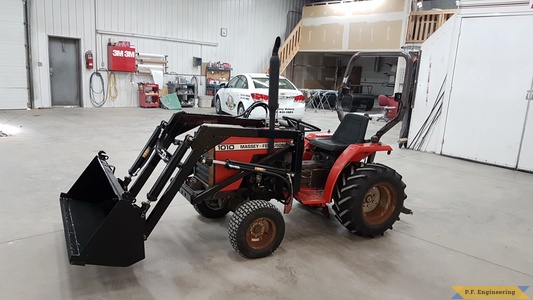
[
  {"x1": 408, "y1": 16, "x2": 456, "y2": 153},
  {"x1": 28, "y1": 0, "x2": 307, "y2": 108},
  {"x1": 409, "y1": 1, "x2": 533, "y2": 171},
  {"x1": 0, "y1": 0, "x2": 29, "y2": 109}
]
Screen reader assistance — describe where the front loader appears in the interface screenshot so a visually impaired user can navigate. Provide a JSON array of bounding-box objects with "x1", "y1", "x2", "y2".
[{"x1": 59, "y1": 38, "x2": 415, "y2": 267}]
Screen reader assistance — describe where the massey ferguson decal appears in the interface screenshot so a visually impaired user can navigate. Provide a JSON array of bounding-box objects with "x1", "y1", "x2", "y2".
[{"x1": 216, "y1": 142, "x2": 288, "y2": 151}]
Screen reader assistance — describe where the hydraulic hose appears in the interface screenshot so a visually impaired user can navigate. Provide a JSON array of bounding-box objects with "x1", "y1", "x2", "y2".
[
  {"x1": 107, "y1": 72, "x2": 118, "y2": 102},
  {"x1": 89, "y1": 71, "x2": 107, "y2": 107}
]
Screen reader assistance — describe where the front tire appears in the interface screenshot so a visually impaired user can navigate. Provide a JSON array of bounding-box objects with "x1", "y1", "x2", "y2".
[
  {"x1": 215, "y1": 97, "x2": 222, "y2": 114},
  {"x1": 228, "y1": 200, "x2": 285, "y2": 259},
  {"x1": 194, "y1": 199, "x2": 230, "y2": 219},
  {"x1": 332, "y1": 163, "x2": 406, "y2": 236}
]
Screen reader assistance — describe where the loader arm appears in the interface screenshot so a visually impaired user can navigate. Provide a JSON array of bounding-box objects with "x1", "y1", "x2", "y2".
[{"x1": 127, "y1": 112, "x2": 266, "y2": 198}]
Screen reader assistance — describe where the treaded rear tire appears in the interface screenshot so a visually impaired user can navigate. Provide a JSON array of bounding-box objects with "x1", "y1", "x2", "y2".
[
  {"x1": 194, "y1": 200, "x2": 230, "y2": 219},
  {"x1": 228, "y1": 200, "x2": 285, "y2": 259},
  {"x1": 332, "y1": 163, "x2": 406, "y2": 237}
]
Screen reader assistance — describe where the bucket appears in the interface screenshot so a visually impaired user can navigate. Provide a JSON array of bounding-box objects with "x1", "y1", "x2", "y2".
[
  {"x1": 59, "y1": 156, "x2": 145, "y2": 267},
  {"x1": 198, "y1": 96, "x2": 213, "y2": 108}
]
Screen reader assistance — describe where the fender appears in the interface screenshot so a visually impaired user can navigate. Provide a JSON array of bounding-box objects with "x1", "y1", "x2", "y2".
[
  {"x1": 323, "y1": 143, "x2": 392, "y2": 203},
  {"x1": 298, "y1": 143, "x2": 392, "y2": 206}
]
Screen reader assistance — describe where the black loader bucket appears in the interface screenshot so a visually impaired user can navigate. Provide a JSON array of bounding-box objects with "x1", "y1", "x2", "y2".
[{"x1": 59, "y1": 156, "x2": 145, "y2": 267}]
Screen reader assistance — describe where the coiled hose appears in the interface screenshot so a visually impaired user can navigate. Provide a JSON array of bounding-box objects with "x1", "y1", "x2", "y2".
[
  {"x1": 89, "y1": 72, "x2": 106, "y2": 107},
  {"x1": 107, "y1": 72, "x2": 118, "y2": 102}
]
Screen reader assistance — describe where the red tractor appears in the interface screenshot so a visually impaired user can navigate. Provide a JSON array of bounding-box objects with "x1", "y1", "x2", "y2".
[{"x1": 59, "y1": 38, "x2": 415, "y2": 266}]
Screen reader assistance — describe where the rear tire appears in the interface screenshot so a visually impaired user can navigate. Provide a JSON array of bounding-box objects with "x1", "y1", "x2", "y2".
[
  {"x1": 215, "y1": 97, "x2": 222, "y2": 114},
  {"x1": 194, "y1": 200, "x2": 229, "y2": 219},
  {"x1": 237, "y1": 103, "x2": 245, "y2": 116},
  {"x1": 228, "y1": 200, "x2": 285, "y2": 259},
  {"x1": 332, "y1": 163, "x2": 406, "y2": 236}
]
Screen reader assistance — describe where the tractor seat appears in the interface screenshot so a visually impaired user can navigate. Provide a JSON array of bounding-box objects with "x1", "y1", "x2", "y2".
[{"x1": 309, "y1": 113, "x2": 369, "y2": 152}]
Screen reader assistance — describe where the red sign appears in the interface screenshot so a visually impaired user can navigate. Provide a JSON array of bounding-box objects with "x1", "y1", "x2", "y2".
[{"x1": 107, "y1": 45, "x2": 136, "y2": 72}]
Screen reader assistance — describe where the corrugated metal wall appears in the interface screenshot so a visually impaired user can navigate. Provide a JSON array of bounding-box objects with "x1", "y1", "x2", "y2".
[
  {"x1": 28, "y1": 0, "x2": 307, "y2": 108},
  {"x1": 0, "y1": 0, "x2": 29, "y2": 109}
]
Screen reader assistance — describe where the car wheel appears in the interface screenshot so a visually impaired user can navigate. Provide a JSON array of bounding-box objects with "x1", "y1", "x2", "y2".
[
  {"x1": 361, "y1": 100, "x2": 373, "y2": 111},
  {"x1": 215, "y1": 97, "x2": 222, "y2": 114},
  {"x1": 237, "y1": 103, "x2": 245, "y2": 116}
]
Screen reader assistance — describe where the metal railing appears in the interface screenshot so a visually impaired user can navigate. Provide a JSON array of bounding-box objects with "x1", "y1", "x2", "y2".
[{"x1": 406, "y1": 10, "x2": 456, "y2": 43}]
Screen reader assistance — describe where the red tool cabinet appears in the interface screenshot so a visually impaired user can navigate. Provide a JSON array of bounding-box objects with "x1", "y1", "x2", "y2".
[{"x1": 139, "y1": 84, "x2": 160, "y2": 108}]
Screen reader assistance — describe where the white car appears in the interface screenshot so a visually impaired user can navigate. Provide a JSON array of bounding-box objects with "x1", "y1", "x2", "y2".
[{"x1": 214, "y1": 73, "x2": 305, "y2": 121}]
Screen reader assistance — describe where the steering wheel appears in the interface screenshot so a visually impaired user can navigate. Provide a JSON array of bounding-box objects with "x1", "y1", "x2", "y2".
[{"x1": 283, "y1": 116, "x2": 321, "y2": 132}]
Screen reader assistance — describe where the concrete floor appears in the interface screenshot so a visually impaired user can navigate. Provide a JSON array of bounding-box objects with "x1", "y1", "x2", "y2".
[{"x1": 0, "y1": 106, "x2": 532, "y2": 299}]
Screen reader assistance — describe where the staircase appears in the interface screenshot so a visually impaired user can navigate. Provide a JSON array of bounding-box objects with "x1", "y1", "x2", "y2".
[{"x1": 266, "y1": 20, "x2": 302, "y2": 75}]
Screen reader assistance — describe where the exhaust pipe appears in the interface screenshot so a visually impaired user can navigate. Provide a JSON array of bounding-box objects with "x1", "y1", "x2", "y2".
[{"x1": 268, "y1": 37, "x2": 281, "y2": 153}]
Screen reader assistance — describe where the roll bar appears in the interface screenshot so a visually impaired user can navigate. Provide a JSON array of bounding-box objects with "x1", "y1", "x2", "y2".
[{"x1": 336, "y1": 51, "x2": 415, "y2": 142}]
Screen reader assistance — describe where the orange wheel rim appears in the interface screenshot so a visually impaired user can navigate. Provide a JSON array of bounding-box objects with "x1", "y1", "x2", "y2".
[
  {"x1": 246, "y1": 217, "x2": 277, "y2": 250},
  {"x1": 362, "y1": 183, "x2": 397, "y2": 225}
]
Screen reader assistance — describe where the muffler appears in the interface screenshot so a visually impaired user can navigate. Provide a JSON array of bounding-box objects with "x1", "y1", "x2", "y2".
[{"x1": 59, "y1": 155, "x2": 145, "y2": 267}]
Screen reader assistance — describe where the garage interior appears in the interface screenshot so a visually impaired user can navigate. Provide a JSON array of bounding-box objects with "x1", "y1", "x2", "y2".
[{"x1": 1, "y1": 0, "x2": 532, "y2": 299}]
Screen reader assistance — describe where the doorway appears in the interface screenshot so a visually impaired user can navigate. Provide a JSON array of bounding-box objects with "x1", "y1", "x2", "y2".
[{"x1": 49, "y1": 37, "x2": 81, "y2": 106}]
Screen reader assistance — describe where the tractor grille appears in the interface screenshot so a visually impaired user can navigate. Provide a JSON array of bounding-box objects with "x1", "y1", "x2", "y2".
[
  {"x1": 194, "y1": 162, "x2": 211, "y2": 185},
  {"x1": 194, "y1": 150, "x2": 214, "y2": 186}
]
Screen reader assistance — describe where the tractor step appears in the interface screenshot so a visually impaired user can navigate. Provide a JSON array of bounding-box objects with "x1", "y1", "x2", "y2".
[
  {"x1": 296, "y1": 188, "x2": 325, "y2": 207},
  {"x1": 179, "y1": 181, "x2": 198, "y2": 203}
]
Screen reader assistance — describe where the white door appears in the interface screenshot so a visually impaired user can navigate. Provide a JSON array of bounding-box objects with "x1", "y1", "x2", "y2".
[
  {"x1": 231, "y1": 75, "x2": 248, "y2": 115},
  {"x1": 442, "y1": 15, "x2": 533, "y2": 168},
  {"x1": 0, "y1": 1, "x2": 28, "y2": 109},
  {"x1": 517, "y1": 86, "x2": 533, "y2": 171},
  {"x1": 220, "y1": 77, "x2": 240, "y2": 114}
]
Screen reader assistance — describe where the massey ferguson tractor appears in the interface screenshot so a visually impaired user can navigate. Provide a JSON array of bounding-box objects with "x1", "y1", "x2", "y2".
[{"x1": 59, "y1": 38, "x2": 415, "y2": 267}]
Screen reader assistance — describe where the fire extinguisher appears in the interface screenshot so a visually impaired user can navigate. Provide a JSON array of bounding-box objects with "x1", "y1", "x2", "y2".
[{"x1": 85, "y1": 50, "x2": 94, "y2": 70}]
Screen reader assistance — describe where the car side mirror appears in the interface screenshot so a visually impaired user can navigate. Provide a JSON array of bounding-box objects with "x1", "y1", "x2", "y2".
[{"x1": 219, "y1": 83, "x2": 227, "y2": 88}]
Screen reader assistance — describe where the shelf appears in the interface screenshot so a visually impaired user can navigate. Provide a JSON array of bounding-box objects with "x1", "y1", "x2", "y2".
[
  {"x1": 139, "y1": 85, "x2": 160, "y2": 108},
  {"x1": 206, "y1": 67, "x2": 232, "y2": 71}
]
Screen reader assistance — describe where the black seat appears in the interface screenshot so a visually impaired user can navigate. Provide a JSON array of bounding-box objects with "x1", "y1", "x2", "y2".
[{"x1": 309, "y1": 113, "x2": 369, "y2": 152}]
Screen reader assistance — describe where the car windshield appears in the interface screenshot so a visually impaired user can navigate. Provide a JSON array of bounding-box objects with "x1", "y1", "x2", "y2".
[{"x1": 252, "y1": 77, "x2": 296, "y2": 90}]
